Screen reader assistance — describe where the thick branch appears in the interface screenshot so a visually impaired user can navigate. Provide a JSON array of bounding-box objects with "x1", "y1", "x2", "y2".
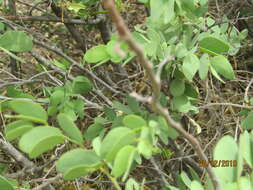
[{"x1": 103, "y1": 1, "x2": 222, "y2": 190}]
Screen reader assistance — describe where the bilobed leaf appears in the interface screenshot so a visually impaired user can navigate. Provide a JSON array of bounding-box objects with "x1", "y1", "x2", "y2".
[
  {"x1": 199, "y1": 53, "x2": 210, "y2": 80},
  {"x1": 5, "y1": 120, "x2": 34, "y2": 141},
  {"x1": 8, "y1": 100, "x2": 48, "y2": 124},
  {"x1": 199, "y1": 36, "x2": 230, "y2": 55},
  {"x1": 0, "y1": 31, "x2": 33, "y2": 52},
  {"x1": 56, "y1": 148, "x2": 101, "y2": 180},
  {"x1": 213, "y1": 136, "x2": 238, "y2": 183},
  {"x1": 84, "y1": 45, "x2": 110, "y2": 63},
  {"x1": 242, "y1": 112, "x2": 253, "y2": 130},
  {"x1": 19, "y1": 126, "x2": 64, "y2": 158},
  {"x1": 182, "y1": 53, "x2": 200, "y2": 81},
  {"x1": 57, "y1": 113, "x2": 83, "y2": 145},
  {"x1": 112, "y1": 145, "x2": 136, "y2": 178},
  {"x1": 100, "y1": 127, "x2": 136, "y2": 162},
  {"x1": 72, "y1": 76, "x2": 93, "y2": 94},
  {"x1": 169, "y1": 79, "x2": 185, "y2": 97},
  {"x1": 123, "y1": 114, "x2": 146, "y2": 129},
  {"x1": 0, "y1": 175, "x2": 15, "y2": 190},
  {"x1": 210, "y1": 55, "x2": 235, "y2": 79}
]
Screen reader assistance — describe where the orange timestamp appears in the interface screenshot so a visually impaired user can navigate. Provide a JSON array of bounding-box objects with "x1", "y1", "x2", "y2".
[{"x1": 198, "y1": 160, "x2": 237, "y2": 168}]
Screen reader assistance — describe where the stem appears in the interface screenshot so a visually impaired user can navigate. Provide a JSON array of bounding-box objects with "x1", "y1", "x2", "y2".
[{"x1": 100, "y1": 167, "x2": 121, "y2": 190}]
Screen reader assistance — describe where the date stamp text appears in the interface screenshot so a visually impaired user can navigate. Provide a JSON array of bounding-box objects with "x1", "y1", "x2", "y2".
[{"x1": 198, "y1": 160, "x2": 237, "y2": 167}]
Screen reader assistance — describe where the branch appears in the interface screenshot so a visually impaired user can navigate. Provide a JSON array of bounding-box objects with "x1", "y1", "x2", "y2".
[
  {"x1": 103, "y1": 1, "x2": 222, "y2": 190},
  {"x1": 2, "y1": 15, "x2": 104, "y2": 25},
  {"x1": 32, "y1": 174, "x2": 62, "y2": 190}
]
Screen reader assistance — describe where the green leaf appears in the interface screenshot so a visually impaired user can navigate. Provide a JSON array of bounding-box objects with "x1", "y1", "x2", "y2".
[
  {"x1": 0, "y1": 31, "x2": 33, "y2": 52},
  {"x1": 72, "y1": 76, "x2": 93, "y2": 94},
  {"x1": 150, "y1": 0, "x2": 164, "y2": 23},
  {"x1": 67, "y1": 3, "x2": 86, "y2": 13},
  {"x1": 0, "y1": 176, "x2": 15, "y2": 190},
  {"x1": 172, "y1": 95, "x2": 195, "y2": 113},
  {"x1": 199, "y1": 36, "x2": 230, "y2": 55},
  {"x1": 8, "y1": 100, "x2": 48, "y2": 124},
  {"x1": 210, "y1": 66, "x2": 225, "y2": 83},
  {"x1": 57, "y1": 113, "x2": 83, "y2": 145},
  {"x1": 112, "y1": 145, "x2": 136, "y2": 179},
  {"x1": 240, "y1": 131, "x2": 253, "y2": 168},
  {"x1": 175, "y1": 43, "x2": 188, "y2": 59},
  {"x1": 100, "y1": 127, "x2": 136, "y2": 162},
  {"x1": 184, "y1": 83, "x2": 198, "y2": 98},
  {"x1": 0, "y1": 46, "x2": 26, "y2": 63},
  {"x1": 84, "y1": 123, "x2": 104, "y2": 140},
  {"x1": 169, "y1": 79, "x2": 185, "y2": 97},
  {"x1": 84, "y1": 45, "x2": 110, "y2": 63},
  {"x1": 0, "y1": 22, "x2": 5, "y2": 31},
  {"x1": 242, "y1": 112, "x2": 253, "y2": 130},
  {"x1": 164, "y1": 0, "x2": 175, "y2": 24},
  {"x1": 199, "y1": 53, "x2": 210, "y2": 80},
  {"x1": 213, "y1": 136, "x2": 238, "y2": 183},
  {"x1": 123, "y1": 114, "x2": 146, "y2": 129},
  {"x1": 5, "y1": 120, "x2": 34, "y2": 141},
  {"x1": 238, "y1": 177, "x2": 252, "y2": 190},
  {"x1": 137, "y1": 127, "x2": 153, "y2": 159},
  {"x1": 112, "y1": 101, "x2": 133, "y2": 114},
  {"x1": 92, "y1": 137, "x2": 102, "y2": 156},
  {"x1": 182, "y1": 53, "x2": 200, "y2": 81},
  {"x1": 56, "y1": 148, "x2": 101, "y2": 180},
  {"x1": 19, "y1": 126, "x2": 64, "y2": 158},
  {"x1": 180, "y1": 171, "x2": 191, "y2": 188},
  {"x1": 125, "y1": 178, "x2": 140, "y2": 190},
  {"x1": 52, "y1": 59, "x2": 69, "y2": 70},
  {"x1": 210, "y1": 55, "x2": 235, "y2": 79},
  {"x1": 158, "y1": 116, "x2": 179, "y2": 140},
  {"x1": 190, "y1": 181, "x2": 204, "y2": 190},
  {"x1": 106, "y1": 40, "x2": 125, "y2": 63},
  {"x1": 127, "y1": 96, "x2": 141, "y2": 113},
  {"x1": 50, "y1": 90, "x2": 65, "y2": 106},
  {"x1": 138, "y1": 0, "x2": 149, "y2": 3}
]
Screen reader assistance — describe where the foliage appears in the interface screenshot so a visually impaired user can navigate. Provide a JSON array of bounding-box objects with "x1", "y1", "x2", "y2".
[{"x1": 0, "y1": 0, "x2": 252, "y2": 189}]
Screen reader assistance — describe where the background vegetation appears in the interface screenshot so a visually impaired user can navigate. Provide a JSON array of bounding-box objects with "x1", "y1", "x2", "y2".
[{"x1": 0, "y1": 0, "x2": 253, "y2": 189}]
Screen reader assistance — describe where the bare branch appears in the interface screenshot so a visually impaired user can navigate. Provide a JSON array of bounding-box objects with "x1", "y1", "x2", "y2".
[{"x1": 103, "y1": 1, "x2": 222, "y2": 189}]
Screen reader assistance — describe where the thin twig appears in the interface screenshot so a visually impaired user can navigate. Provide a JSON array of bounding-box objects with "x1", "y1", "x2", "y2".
[
  {"x1": 199, "y1": 102, "x2": 253, "y2": 109},
  {"x1": 32, "y1": 174, "x2": 63, "y2": 190}
]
